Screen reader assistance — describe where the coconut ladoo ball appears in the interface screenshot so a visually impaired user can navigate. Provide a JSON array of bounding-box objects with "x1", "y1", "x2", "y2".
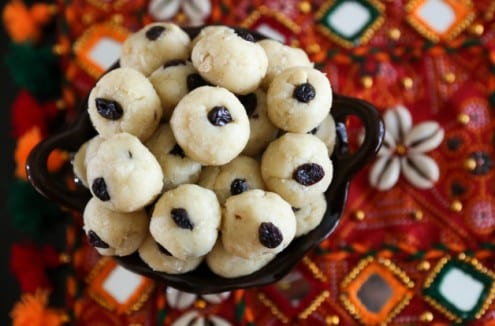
[
  {"x1": 198, "y1": 155, "x2": 265, "y2": 204},
  {"x1": 86, "y1": 133, "x2": 163, "y2": 212},
  {"x1": 120, "y1": 22, "x2": 191, "y2": 76},
  {"x1": 309, "y1": 113, "x2": 337, "y2": 155},
  {"x1": 221, "y1": 189, "x2": 296, "y2": 259},
  {"x1": 261, "y1": 133, "x2": 333, "y2": 207},
  {"x1": 73, "y1": 135, "x2": 104, "y2": 187},
  {"x1": 88, "y1": 67, "x2": 162, "y2": 141},
  {"x1": 83, "y1": 197, "x2": 149, "y2": 256},
  {"x1": 138, "y1": 235, "x2": 203, "y2": 274},
  {"x1": 170, "y1": 86, "x2": 250, "y2": 165},
  {"x1": 258, "y1": 39, "x2": 313, "y2": 89},
  {"x1": 206, "y1": 239, "x2": 276, "y2": 278},
  {"x1": 190, "y1": 25, "x2": 234, "y2": 49},
  {"x1": 292, "y1": 193, "x2": 327, "y2": 237},
  {"x1": 149, "y1": 60, "x2": 209, "y2": 121},
  {"x1": 237, "y1": 89, "x2": 278, "y2": 156},
  {"x1": 267, "y1": 66, "x2": 332, "y2": 133},
  {"x1": 145, "y1": 123, "x2": 202, "y2": 190},
  {"x1": 149, "y1": 184, "x2": 221, "y2": 260},
  {"x1": 191, "y1": 27, "x2": 268, "y2": 94}
]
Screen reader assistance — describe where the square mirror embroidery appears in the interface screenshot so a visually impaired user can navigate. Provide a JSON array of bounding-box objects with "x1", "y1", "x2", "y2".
[
  {"x1": 357, "y1": 273, "x2": 393, "y2": 313},
  {"x1": 74, "y1": 23, "x2": 129, "y2": 78},
  {"x1": 340, "y1": 257, "x2": 414, "y2": 325},
  {"x1": 87, "y1": 258, "x2": 155, "y2": 314},
  {"x1": 274, "y1": 270, "x2": 313, "y2": 308},
  {"x1": 423, "y1": 255, "x2": 495, "y2": 322},
  {"x1": 316, "y1": 0, "x2": 384, "y2": 48},
  {"x1": 406, "y1": 0, "x2": 475, "y2": 42}
]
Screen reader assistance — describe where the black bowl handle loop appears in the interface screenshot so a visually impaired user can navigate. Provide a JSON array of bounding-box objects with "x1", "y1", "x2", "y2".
[
  {"x1": 26, "y1": 111, "x2": 94, "y2": 212},
  {"x1": 331, "y1": 94, "x2": 385, "y2": 178}
]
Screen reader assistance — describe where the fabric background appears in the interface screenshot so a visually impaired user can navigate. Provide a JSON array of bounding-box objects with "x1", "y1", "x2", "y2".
[{"x1": 3, "y1": 0, "x2": 495, "y2": 325}]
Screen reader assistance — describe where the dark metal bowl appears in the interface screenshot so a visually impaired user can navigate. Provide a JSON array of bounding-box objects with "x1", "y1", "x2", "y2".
[{"x1": 26, "y1": 26, "x2": 384, "y2": 294}]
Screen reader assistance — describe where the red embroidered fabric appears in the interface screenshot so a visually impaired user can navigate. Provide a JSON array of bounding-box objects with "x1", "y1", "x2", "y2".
[{"x1": 9, "y1": 0, "x2": 495, "y2": 324}]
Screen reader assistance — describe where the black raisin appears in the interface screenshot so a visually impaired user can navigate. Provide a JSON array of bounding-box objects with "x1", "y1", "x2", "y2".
[
  {"x1": 146, "y1": 25, "x2": 165, "y2": 41},
  {"x1": 187, "y1": 73, "x2": 208, "y2": 91},
  {"x1": 258, "y1": 222, "x2": 283, "y2": 248},
  {"x1": 156, "y1": 242, "x2": 173, "y2": 256},
  {"x1": 95, "y1": 98, "x2": 123, "y2": 120},
  {"x1": 207, "y1": 106, "x2": 232, "y2": 126},
  {"x1": 236, "y1": 30, "x2": 255, "y2": 42},
  {"x1": 237, "y1": 93, "x2": 257, "y2": 117},
  {"x1": 171, "y1": 208, "x2": 194, "y2": 230},
  {"x1": 169, "y1": 144, "x2": 186, "y2": 158},
  {"x1": 230, "y1": 178, "x2": 249, "y2": 195},
  {"x1": 293, "y1": 83, "x2": 316, "y2": 103},
  {"x1": 88, "y1": 230, "x2": 109, "y2": 248},
  {"x1": 92, "y1": 177, "x2": 110, "y2": 201},
  {"x1": 163, "y1": 59, "x2": 187, "y2": 69},
  {"x1": 293, "y1": 163, "x2": 325, "y2": 186}
]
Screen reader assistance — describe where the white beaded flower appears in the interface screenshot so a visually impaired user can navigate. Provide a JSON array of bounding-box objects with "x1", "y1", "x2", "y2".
[
  {"x1": 148, "y1": 0, "x2": 211, "y2": 25},
  {"x1": 369, "y1": 105, "x2": 444, "y2": 191},
  {"x1": 166, "y1": 287, "x2": 230, "y2": 310},
  {"x1": 172, "y1": 311, "x2": 232, "y2": 326}
]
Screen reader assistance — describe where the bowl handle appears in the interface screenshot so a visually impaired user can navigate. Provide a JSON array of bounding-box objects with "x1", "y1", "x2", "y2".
[
  {"x1": 331, "y1": 94, "x2": 385, "y2": 178},
  {"x1": 26, "y1": 111, "x2": 95, "y2": 212}
]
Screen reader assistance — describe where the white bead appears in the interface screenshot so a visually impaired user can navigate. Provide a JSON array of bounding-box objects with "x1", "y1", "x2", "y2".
[
  {"x1": 383, "y1": 104, "x2": 412, "y2": 142},
  {"x1": 401, "y1": 154, "x2": 439, "y2": 189},
  {"x1": 166, "y1": 287, "x2": 197, "y2": 309},
  {"x1": 405, "y1": 121, "x2": 444, "y2": 153},
  {"x1": 148, "y1": 0, "x2": 181, "y2": 20},
  {"x1": 369, "y1": 155, "x2": 400, "y2": 191}
]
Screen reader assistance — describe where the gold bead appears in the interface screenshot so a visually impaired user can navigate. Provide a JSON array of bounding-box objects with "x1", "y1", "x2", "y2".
[
  {"x1": 47, "y1": 4, "x2": 58, "y2": 15},
  {"x1": 361, "y1": 75, "x2": 373, "y2": 88},
  {"x1": 418, "y1": 260, "x2": 431, "y2": 271},
  {"x1": 395, "y1": 144, "x2": 407, "y2": 156},
  {"x1": 354, "y1": 210, "x2": 365, "y2": 221},
  {"x1": 388, "y1": 28, "x2": 401, "y2": 40},
  {"x1": 470, "y1": 24, "x2": 484, "y2": 36},
  {"x1": 413, "y1": 210, "x2": 423, "y2": 221},
  {"x1": 59, "y1": 253, "x2": 71, "y2": 264},
  {"x1": 56, "y1": 99, "x2": 66, "y2": 110},
  {"x1": 464, "y1": 158, "x2": 476, "y2": 171},
  {"x1": 112, "y1": 14, "x2": 124, "y2": 24},
  {"x1": 52, "y1": 44, "x2": 65, "y2": 55},
  {"x1": 194, "y1": 299, "x2": 207, "y2": 309},
  {"x1": 457, "y1": 113, "x2": 470, "y2": 125},
  {"x1": 420, "y1": 311, "x2": 434, "y2": 322},
  {"x1": 450, "y1": 200, "x2": 463, "y2": 212},
  {"x1": 458, "y1": 252, "x2": 467, "y2": 260},
  {"x1": 176, "y1": 12, "x2": 187, "y2": 24},
  {"x1": 60, "y1": 314, "x2": 71, "y2": 323},
  {"x1": 307, "y1": 43, "x2": 321, "y2": 54},
  {"x1": 444, "y1": 72, "x2": 456, "y2": 84},
  {"x1": 402, "y1": 77, "x2": 413, "y2": 89},
  {"x1": 82, "y1": 13, "x2": 93, "y2": 24},
  {"x1": 326, "y1": 315, "x2": 340, "y2": 325},
  {"x1": 298, "y1": 1, "x2": 312, "y2": 14},
  {"x1": 290, "y1": 39, "x2": 300, "y2": 48}
]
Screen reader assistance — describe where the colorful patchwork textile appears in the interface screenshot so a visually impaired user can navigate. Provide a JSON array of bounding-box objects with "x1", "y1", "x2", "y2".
[{"x1": 5, "y1": 0, "x2": 495, "y2": 324}]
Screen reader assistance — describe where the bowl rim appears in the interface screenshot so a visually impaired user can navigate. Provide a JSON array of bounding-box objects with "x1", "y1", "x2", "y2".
[{"x1": 26, "y1": 25, "x2": 384, "y2": 294}]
